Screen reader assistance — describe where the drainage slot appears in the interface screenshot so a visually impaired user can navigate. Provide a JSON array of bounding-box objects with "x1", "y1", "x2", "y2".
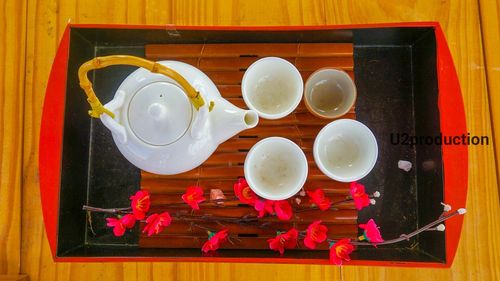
[{"x1": 238, "y1": 233, "x2": 259, "y2": 237}]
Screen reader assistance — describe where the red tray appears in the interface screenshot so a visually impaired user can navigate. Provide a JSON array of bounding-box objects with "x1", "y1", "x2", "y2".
[{"x1": 39, "y1": 22, "x2": 467, "y2": 267}]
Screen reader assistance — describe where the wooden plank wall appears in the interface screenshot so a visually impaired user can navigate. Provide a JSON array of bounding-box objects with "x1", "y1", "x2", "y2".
[
  {"x1": 479, "y1": 0, "x2": 500, "y2": 192},
  {"x1": 5, "y1": 0, "x2": 499, "y2": 280},
  {"x1": 0, "y1": 0, "x2": 26, "y2": 277}
]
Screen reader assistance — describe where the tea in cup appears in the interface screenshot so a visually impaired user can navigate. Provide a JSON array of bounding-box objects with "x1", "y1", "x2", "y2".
[
  {"x1": 242, "y1": 57, "x2": 303, "y2": 120},
  {"x1": 304, "y1": 68, "x2": 356, "y2": 119},
  {"x1": 244, "y1": 137, "x2": 308, "y2": 200},
  {"x1": 313, "y1": 119, "x2": 378, "y2": 182}
]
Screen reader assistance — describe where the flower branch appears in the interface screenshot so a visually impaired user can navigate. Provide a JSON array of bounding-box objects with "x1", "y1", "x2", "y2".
[
  {"x1": 347, "y1": 208, "x2": 465, "y2": 246},
  {"x1": 82, "y1": 205, "x2": 132, "y2": 214},
  {"x1": 82, "y1": 178, "x2": 465, "y2": 265}
]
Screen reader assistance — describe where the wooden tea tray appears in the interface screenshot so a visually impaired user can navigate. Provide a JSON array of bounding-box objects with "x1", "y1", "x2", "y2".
[{"x1": 140, "y1": 43, "x2": 357, "y2": 250}]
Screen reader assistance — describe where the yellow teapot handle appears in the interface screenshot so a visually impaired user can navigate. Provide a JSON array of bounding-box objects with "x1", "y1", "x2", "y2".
[{"x1": 78, "y1": 55, "x2": 207, "y2": 119}]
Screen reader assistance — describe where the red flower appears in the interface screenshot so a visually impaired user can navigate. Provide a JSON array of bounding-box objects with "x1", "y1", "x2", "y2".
[
  {"x1": 350, "y1": 182, "x2": 371, "y2": 210},
  {"x1": 307, "y1": 189, "x2": 332, "y2": 211},
  {"x1": 234, "y1": 178, "x2": 258, "y2": 206},
  {"x1": 267, "y1": 228, "x2": 298, "y2": 254},
  {"x1": 304, "y1": 220, "x2": 328, "y2": 249},
  {"x1": 129, "y1": 190, "x2": 151, "y2": 220},
  {"x1": 329, "y1": 239, "x2": 355, "y2": 265},
  {"x1": 106, "y1": 218, "x2": 126, "y2": 237},
  {"x1": 274, "y1": 200, "x2": 293, "y2": 221},
  {"x1": 202, "y1": 229, "x2": 229, "y2": 253},
  {"x1": 142, "y1": 212, "x2": 172, "y2": 236},
  {"x1": 120, "y1": 214, "x2": 137, "y2": 228},
  {"x1": 182, "y1": 186, "x2": 206, "y2": 210},
  {"x1": 254, "y1": 199, "x2": 275, "y2": 218},
  {"x1": 359, "y1": 219, "x2": 384, "y2": 245},
  {"x1": 106, "y1": 214, "x2": 136, "y2": 237}
]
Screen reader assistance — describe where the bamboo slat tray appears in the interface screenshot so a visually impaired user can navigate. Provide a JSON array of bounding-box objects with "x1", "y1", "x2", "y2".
[{"x1": 139, "y1": 43, "x2": 357, "y2": 250}]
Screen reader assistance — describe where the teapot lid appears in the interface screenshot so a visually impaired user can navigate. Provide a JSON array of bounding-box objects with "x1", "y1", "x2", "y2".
[{"x1": 128, "y1": 81, "x2": 193, "y2": 146}]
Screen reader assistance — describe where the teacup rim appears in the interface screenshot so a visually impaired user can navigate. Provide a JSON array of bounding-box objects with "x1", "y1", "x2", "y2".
[
  {"x1": 244, "y1": 136, "x2": 308, "y2": 200},
  {"x1": 304, "y1": 67, "x2": 357, "y2": 119},
  {"x1": 313, "y1": 119, "x2": 378, "y2": 182},
  {"x1": 241, "y1": 57, "x2": 304, "y2": 120}
]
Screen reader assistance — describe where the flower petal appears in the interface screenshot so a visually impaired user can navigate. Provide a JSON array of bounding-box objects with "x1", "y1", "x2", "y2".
[
  {"x1": 274, "y1": 200, "x2": 292, "y2": 221},
  {"x1": 304, "y1": 236, "x2": 316, "y2": 249},
  {"x1": 329, "y1": 239, "x2": 354, "y2": 265},
  {"x1": 120, "y1": 214, "x2": 137, "y2": 229}
]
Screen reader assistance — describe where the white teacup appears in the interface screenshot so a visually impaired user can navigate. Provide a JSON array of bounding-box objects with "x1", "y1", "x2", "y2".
[
  {"x1": 244, "y1": 137, "x2": 308, "y2": 200},
  {"x1": 313, "y1": 119, "x2": 378, "y2": 182},
  {"x1": 242, "y1": 57, "x2": 303, "y2": 120}
]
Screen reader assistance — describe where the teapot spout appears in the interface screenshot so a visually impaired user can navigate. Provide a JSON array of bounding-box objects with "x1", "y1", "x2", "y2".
[{"x1": 211, "y1": 98, "x2": 259, "y2": 145}]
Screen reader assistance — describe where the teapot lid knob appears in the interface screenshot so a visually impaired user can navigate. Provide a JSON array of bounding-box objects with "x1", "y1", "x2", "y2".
[
  {"x1": 148, "y1": 103, "x2": 167, "y2": 121},
  {"x1": 128, "y1": 81, "x2": 193, "y2": 146}
]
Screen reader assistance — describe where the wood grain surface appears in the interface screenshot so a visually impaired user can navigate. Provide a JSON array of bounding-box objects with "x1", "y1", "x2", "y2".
[
  {"x1": 0, "y1": 0, "x2": 26, "y2": 276},
  {"x1": 0, "y1": 276, "x2": 29, "y2": 281},
  {"x1": 5, "y1": 0, "x2": 498, "y2": 280},
  {"x1": 479, "y1": 0, "x2": 500, "y2": 191}
]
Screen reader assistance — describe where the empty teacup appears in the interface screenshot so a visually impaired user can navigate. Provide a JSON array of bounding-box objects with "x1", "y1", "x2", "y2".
[
  {"x1": 313, "y1": 119, "x2": 378, "y2": 182},
  {"x1": 242, "y1": 57, "x2": 303, "y2": 120},
  {"x1": 244, "y1": 137, "x2": 308, "y2": 200},
  {"x1": 304, "y1": 68, "x2": 356, "y2": 119}
]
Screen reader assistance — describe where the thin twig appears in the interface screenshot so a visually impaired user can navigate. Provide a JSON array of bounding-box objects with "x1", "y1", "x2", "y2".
[
  {"x1": 273, "y1": 209, "x2": 463, "y2": 246},
  {"x1": 86, "y1": 211, "x2": 96, "y2": 236},
  {"x1": 82, "y1": 205, "x2": 132, "y2": 214},
  {"x1": 333, "y1": 210, "x2": 463, "y2": 246},
  {"x1": 175, "y1": 219, "x2": 241, "y2": 244},
  {"x1": 294, "y1": 198, "x2": 353, "y2": 213}
]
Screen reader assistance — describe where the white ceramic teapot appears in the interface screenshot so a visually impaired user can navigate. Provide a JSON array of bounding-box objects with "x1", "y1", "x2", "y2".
[{"x1": 78, "y1": 55, "x2": 259, "y2": 175}]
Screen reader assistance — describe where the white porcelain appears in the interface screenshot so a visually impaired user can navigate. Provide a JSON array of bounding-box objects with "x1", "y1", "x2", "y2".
[
  {"x1": 304, "y1": 68, "x2": 356, "y2": 119},
  {"x1": 242, "y1": 57, "x2": 303, "y2": 120},
  {"x1": 100, "y1": 61, "x2": 259, "y2": 175},
  {"x1": 244, "y1": 137, "x2": 308, "y2": 200},
  {"x1": 313, "y1": 119, "x2": 378, "y2": 182}
]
